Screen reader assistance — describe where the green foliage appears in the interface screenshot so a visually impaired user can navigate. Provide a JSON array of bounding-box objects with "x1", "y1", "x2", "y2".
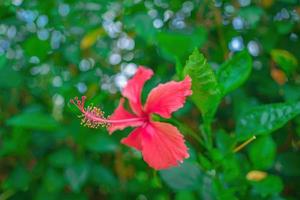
[
  {"x1": 65, "y1": 162, "x2": 89, "y2": 192},
  {"x1": 250, "y1": 175, "x2": 284, "y2": 197},
  {"x1": 157, "y1": 27, "x2": 207, "y2": 62},
  {"x1": 159, "y1": 161, "x2": 202, "y2": 191},
  {"x1": 183, "y1": 49, "x2": 222, "y2": 122},
  {"x1": 6, "y1": 112, "x2": 59, "y2": 131},
  {"x1": 276, "y1": 152, "x2": 300, "y2": 176},
  {"x1": 1, "y1": 0, "x2": 300, "y2": 199},
  {"x1": 217, "y1": 51, "x2": 252, "y2": 96},
  {"x1": 84, "y1": 134, "x2": 117, "y2": 153},
  {"x1": 236, "y1": 101, "x2": 300, "y2": 140},
  {"x1": 271, "y1": 49, "x2": 298, "y2": 75},
  {"x1": 248, "y1": 135, "x2": 276, "y2": 170}
]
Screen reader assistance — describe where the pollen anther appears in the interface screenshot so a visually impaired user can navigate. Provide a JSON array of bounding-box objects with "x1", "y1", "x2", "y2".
[{"x1": 70, "y1": 96, "x2": 110, "y2": 129}]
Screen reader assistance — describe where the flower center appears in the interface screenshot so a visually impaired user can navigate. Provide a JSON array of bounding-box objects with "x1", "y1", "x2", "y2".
[{"x1": 70, "y1": 96, "x2": 146, "y2": 128}]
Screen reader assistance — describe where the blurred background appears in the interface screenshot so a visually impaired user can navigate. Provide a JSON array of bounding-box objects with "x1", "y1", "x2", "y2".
[{"x1": 0, "y1": 0, "x2": 300, "y2": 199}]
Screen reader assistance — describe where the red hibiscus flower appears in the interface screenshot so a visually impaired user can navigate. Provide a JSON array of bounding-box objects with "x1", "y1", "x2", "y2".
[{"x1": 71, "y1": 67, "x2": 192, "y2": 170}]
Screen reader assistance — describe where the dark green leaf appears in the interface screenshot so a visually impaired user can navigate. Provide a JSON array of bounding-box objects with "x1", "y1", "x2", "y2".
[
  {"x1": 159, "y1": 161, "x2": 202, "y2": 191},
  {"x1": 84, "y1": 134, "x2": 117, "y2": 153},
  {"x1": 48, "y1": 148, "x2": 74, "y2": 168},
  {"x1": 217, "y1": 51, "x2": 252, "y2": 96},
  {"x1": 89, "y1": 165, "x2": 117, "y2": 188},
  {"x1": 0, "y1": 56, "x2": 23, "y2": 88},
  {"x1": 4, "y1": 165, "x2": 31, "y2": 190},
  {"x1": 43, "y1": 169, "x2": 65, "y2": 192},
  {"x1": 216, "y1": 130, "x2": 236, "y2": 154},
  {"x1": 236, "y1": 101, "x2": 300, "y2": 140},
  {"x1": 6, "y1": 112, "x2": 59, "y2": 131},
  {"x1": 276, "y1": 152, "x2": 300, "y2": 176},
  {"x1": 65, "y1": 162, "x2": 89, "y2": 192}
]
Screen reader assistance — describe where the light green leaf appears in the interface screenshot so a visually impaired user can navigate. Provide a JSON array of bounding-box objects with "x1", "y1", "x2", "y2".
[
  {"x1": 217, "y1": 51, "x2": 252, "y2": 96},
  {"x1": 271, "y1": 49, "x2": 298, "y2": 75},
  {"x1": 6, "y1": 112, "x2": 59, "y2": 131},
  {"x1": 236, "y1": 101, "x2": 300, "y2": 140},
  {"x1": 183, "y1": 49, "x2": 222, "y2": 122},
  {"x1": 157, "y1": 27, "x2": 207, "y2": 62},
  {"x1": 248, "y1": 135, "x2": 276, "y2": 170}
]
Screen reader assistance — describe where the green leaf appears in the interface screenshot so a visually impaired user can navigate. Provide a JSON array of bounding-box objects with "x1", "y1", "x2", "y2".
[
  {"x1": 198, "y1": 154, "x2": 213, "y2": 170},
  {"x1": 23, "y1": 36, "x2": 51, "y2": 60},
  {"x1": 271, "y1": 49, "x2": 298, "y2": 75},
  {"x1": 157, "y1": 27, "x2": 207, "y2": 62},
  {"x1": 175, "y1": 191, "x2": 196, "y2": 200},
  {"x1": 124, "y1": 13, "x2": 157, "y2": 43},
  {"x1": 276, "y1": 152, "x2": 300, "y2": 176},
  {"x1": 159, "y1": 161, "x2": 202, "y2": 191},
  {"x1": 89, "y1": 165, "x2": 118, "y2": 188},
  {"x1": 239, "y1": 6, "x2": 264, "y2": 28},
  {"x1": 275, "y1": 21, "x2": 294, "y2": 34},
  {"x1": 221, "y1": 155, "x2": 241, "y2": 182},
  {"x1": 48, "y1": 148, "x2": 74, "y2": 168},
  {"x1": 4, "y1": 165, "x2": 31, "y2": 190},
  {"x1": 43, "y1": 169, "x2": 65, "y2": 192},
  {"x1": 248, "y1": 135, "x2": 276, "y2": 170},
  {"x1": 236, "y1": 101, "x2": 300, "y2": 140},
  {"x1": 84, "y1": 134, "x2": 117, "y2": 153},
  {"x1": 175, "y1": 56, "x2": 184, "y2": 79},
  {"x1": 250, "y1": 175, "x2": 283, "y2": 197},
  {"x1": 0, "y1": 54, "x2": 6, "y2": 69},
  {"x1": 0, "y1": 56, "x2": 23, "y2": 88},
  {"x1": 216, "y1": 130, "x2": 236, "y2": 154},
  {"x1": 217, "y1": 51, "x2": 252, "y2": 96},
  {"x1": 65, "y1": 162, "x2": 89, "y2": 192},
  {"x1": 183, "y1": 49, "x2": 222, "y2": 122},
  {"x1": 6, "y1": 112, "x2": 59, "y2": 131}
]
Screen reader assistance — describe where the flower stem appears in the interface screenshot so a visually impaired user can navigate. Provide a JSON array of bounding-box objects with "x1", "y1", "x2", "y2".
[{"x1": 233, "y1": 136, "x2": 256, "y2": 153}]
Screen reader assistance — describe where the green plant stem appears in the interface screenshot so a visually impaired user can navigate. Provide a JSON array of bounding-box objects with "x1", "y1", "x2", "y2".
[
  {"x1": 202, "y1": 121, "x2": 213, "y2": 150},
  {"x1": 210, "y1": 3, "x2": 228, "y2": 59}
]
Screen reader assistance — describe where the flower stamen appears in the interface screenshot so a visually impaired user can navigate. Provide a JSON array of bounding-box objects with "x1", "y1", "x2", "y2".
[{"x1": 70, "y1": 96, "x2": 146, "y2": 129}]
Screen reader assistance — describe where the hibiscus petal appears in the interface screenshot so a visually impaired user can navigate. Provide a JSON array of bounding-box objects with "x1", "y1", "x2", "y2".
[
  {"x1": 108, "y1": 98, "x2": 143, "y2": 134},
  {"x1": 144, "y1": 76, "x2": 192, "y2": 118},
  {"x1": 122, "y1": 66, "x2": 153, "y2": 115},
  {"x1": 141, "y1": 122, "x2": 189, "y2": 170},
  {"x1": 121, "y1": 128, "x2": 142, "y2": 151}
]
